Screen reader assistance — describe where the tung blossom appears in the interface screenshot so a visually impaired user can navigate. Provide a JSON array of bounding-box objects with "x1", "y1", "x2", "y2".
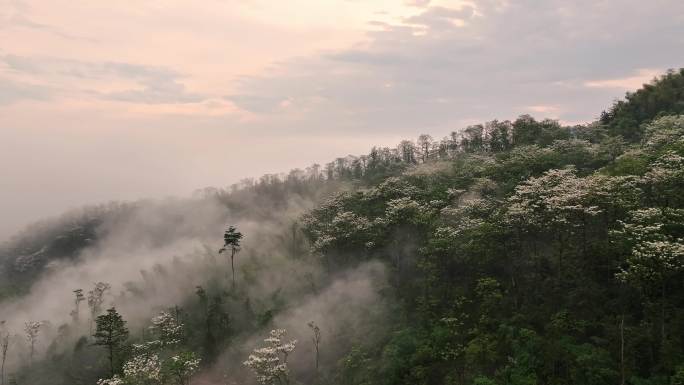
[{"x1": 244, "y1": 329, "x2": 297, "y2": 385}]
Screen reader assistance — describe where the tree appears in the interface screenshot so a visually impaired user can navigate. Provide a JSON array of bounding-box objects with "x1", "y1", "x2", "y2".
[
  {"x1": 642, "y1": 151, "x2": 684, "y2": 209},
  {"x1": 506, "y1": 168, "x2": 601, "y2": 281},
  {"x1": 219, "y1": 226, "x2": 243, "y2": 287},
  {"x1": 164, "y1": 352, "x2": 200, "y2": 385},
  {"x1": 1, "y1": 321, "x2": 9, "y2": 385},
  {"x1": 397, "y1": 140, "x2": 417, "y2": 164},
  {"x1": 615, "y1": 209, "x2": 684, "y2": 344},
  {"x1": 486, "y1": 120, "x2": 512, "y2": 152},
  {"x1": 93, "y1": 307, "x2": 130, "y2": 377},
  {"x1": 512, "y1": 114, "x2": 542, "y2": 146},
  {"x1": 307, "y1": 321, "x2": 321, "y2": 380},
  {"x1": 103, "y1": 309, "x2": 200, "y2": 385},
  {"x1": 71, "y1": 288, "x2": 85, "y2": 323},
  {"x1": 417, "y1": 134, "x2": 433, "y2": 162},
  {"x1": 150, "y1": 310, "x2": 183, "y2": 348},
  {"x1": 23, "y1": 321, "x2": 41, "y2": 366},
  {"x1": 462, "y1": 124, "x2": 485, "y2": 152},
  {"x1": 122, "y1": 353, "x2": 161, "y2": 385},
  {"x1": 88, "y1": 282, "x2": 111, "y2": 333},
  {"x1": 244, "y1": 329, "x2": 297, "y2": 385}
]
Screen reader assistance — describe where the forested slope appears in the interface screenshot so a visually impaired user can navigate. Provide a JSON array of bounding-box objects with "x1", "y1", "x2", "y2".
[{"x1": 0, "y1": 70, "x2": 683, "y2": 385}]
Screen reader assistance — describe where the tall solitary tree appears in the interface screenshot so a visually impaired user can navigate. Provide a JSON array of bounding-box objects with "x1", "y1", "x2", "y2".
[
  {"x1": 71, "y1": 288, "x2": 85, "y2": 323},
  {"x1": 93, "y1": 307, "x2": 129, "y2": 377},
  {"x1": 23, "y1": 321, "x2": 41, "y2": 366},
  {"x1": 88, "y1": 282, "x2": 111, "y2": 333},
  {"x1": 417, "y1": 134, "x2": 433, "y2": 162},
  {"x1": 219, "y1": 226, "x2": 243, "y2": 287},
  {"x1": 307, "y1": 321, "x2": 321, "y2": 381}
]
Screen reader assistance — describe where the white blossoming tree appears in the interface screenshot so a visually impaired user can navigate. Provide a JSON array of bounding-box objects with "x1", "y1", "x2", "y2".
[
  {"x1": 614, "y1": 208, "x2": 684, "y2": 343},
  {"x1": 122, "y1": 353, "x2": 162, "y2": 385},
  {"x1": 150, "y1": 310, "x2": 183, "y2": 348},
  {"x1": 164, "y1": 351, "x2": 201, "y2": 385},
  {"x1": 98, "y1": 309, "x2": 201, "y2": 385},
  {"x1": 641, "y1": 151, "x2": 684, "y2": 208},
  {"x1": 506, "y1": 168, "x2": 602, "y2": 280},
  {"x1": 244, "y1": 329, "x2": 297, "y2": 385}
]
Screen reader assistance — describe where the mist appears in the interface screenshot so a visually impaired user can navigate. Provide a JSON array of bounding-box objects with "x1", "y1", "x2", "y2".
[{"x1": 0, "y1": 172, "x2": 392, "y2": 384}]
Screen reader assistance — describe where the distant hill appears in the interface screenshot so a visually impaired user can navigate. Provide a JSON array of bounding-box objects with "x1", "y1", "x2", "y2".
[{"x1": 601, "y1": 68, "x2": 684, "y2": 140}]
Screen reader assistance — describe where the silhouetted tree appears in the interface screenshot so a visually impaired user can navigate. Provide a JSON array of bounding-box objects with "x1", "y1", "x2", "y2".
[
  {"x1": 219, "y1": 226, "x2": 243, "y2": 287},
  {"x1": 23, "y1": 321, "x2": 41, "y2": 366},
  {"x1": 71, "y1": 288, "x2": 85, "y2": 323},
  {"x1": 93, "y1": 307, "x2": 129, "y2": 377}
]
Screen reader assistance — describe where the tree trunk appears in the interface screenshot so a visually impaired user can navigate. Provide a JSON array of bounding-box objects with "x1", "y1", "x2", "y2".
[
  {"x1": 231, "y1": 248, "x2": 236, "y2": 288},
  {"x1": 620, "y1": 314, "x2": 625, "y2": 385},
  {"x1": 504, "y1": 238, "x2": 518, "y2": 310},
  {"x1": 109, "y1": 343, "x2": 114, "y2": 377},
  {"x1": 1, "y1": 351, "x2": 5, "y2": 385},
  {"x1": 314, "y1": 342, "x2": 320, "y2": 383},
  {"x1": 661, "y1": 279, "x2": 666, "y2": 344},
  {"x1": 557, "y1": 231, "x2": 564, "y2": 284},
  {"x1": 581, "y1": 216, "x2": 588, "y2": 258},
  {"x1": 292, "y1": 222, "x2": 297, "y2": 258}
]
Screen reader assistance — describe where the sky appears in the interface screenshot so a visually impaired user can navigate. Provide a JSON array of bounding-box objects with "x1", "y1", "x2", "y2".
[{"x1": 1, "y1": 0, "x2": 683, "y2": 240}]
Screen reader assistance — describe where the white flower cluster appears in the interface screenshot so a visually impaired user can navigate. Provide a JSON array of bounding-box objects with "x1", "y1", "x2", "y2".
[
  {"x1": 310, "y1": 210, "x2": 373, "y2": 252},
  {"x1": 123, "y1": 353, "x2": 162, "y2": 384},
  {"x1": 616, "y1": 208, "x2": 684, "y2": 283},
  {"x1": 643, "y1": 115, "x2": 684, "y2": 151},
  {"x1": 506, "y1": 168, "x2": 601, "y2": 227},
  {"x1": 385, "y1": 198, "x2": 430, "y2": 223},
  {"x1": 13, "y1": 247, "x2": 46, "y2": 272},
  {"x1": 244, "y1": 329, "x2": 297, "y2": 385},
  {"x1": 96, "y1": 376, "x2": 124, "y2": 385},
  {"x1": 150, "y1": 310, "x2": 183, "y2": 346},
  {"x1": 370, "y1": 177, "x2": 420, "y2": 200}
]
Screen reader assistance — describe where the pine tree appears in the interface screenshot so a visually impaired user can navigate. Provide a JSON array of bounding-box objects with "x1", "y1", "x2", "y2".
[
  {"x1": 93, "y1": 307, "x2": 129, "y2": 377},
  {"x1": 219, "y1": 226, "x2": 243, "y2": 287}
]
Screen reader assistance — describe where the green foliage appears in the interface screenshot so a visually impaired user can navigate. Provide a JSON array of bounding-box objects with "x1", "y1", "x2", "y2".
[
  {"x1": 304, "y1": 111, "x2": 684, "y2": 383},
  {"x1": 601, "y1": 69, "x2": 684, "y2": 141},
  {"x1": 93, "y1": 307, "x2": 129, "y2": 377}
]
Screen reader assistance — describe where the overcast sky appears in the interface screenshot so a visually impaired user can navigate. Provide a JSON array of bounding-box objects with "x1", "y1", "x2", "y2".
[{"x1": 1, "y1": 0, "x2": 683, "y2": 240}]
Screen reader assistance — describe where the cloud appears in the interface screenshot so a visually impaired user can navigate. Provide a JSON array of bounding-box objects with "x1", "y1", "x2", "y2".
[
  {"x1": 227, "y1": 0, "x2": 684, "y2": 132},
  {"x1": 1, "y1": 55, "x2": 205, "y2": 104},
  {"x1": 0, "y1": 77, "x2": 51, "y2": 105},
  {"x1": 526, "y1": 104, "x2": 561, "y2": 115},
  {"x1": 2, "y1": 0, "x2": 684, "y2": 242},
  {"x1": 403, "y1": 5, "x2": 475, "y2": 30},
  {"x1": 584, "y1": 68, "x2": 662, "y2": 90},
  {"x1": 404, "y1": 0, "x2": 432, "y2": 7},
  {"x1": 227, "y1": 94, "x2": 289, "y2": 114},
  {"x1": 0, "y1": 0, "x2": 94, "y2": 41}
]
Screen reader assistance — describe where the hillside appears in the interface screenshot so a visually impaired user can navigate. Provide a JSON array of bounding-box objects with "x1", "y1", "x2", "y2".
[{"x1": 0, "y1": 70, "x2": 683, "y2": 385}]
